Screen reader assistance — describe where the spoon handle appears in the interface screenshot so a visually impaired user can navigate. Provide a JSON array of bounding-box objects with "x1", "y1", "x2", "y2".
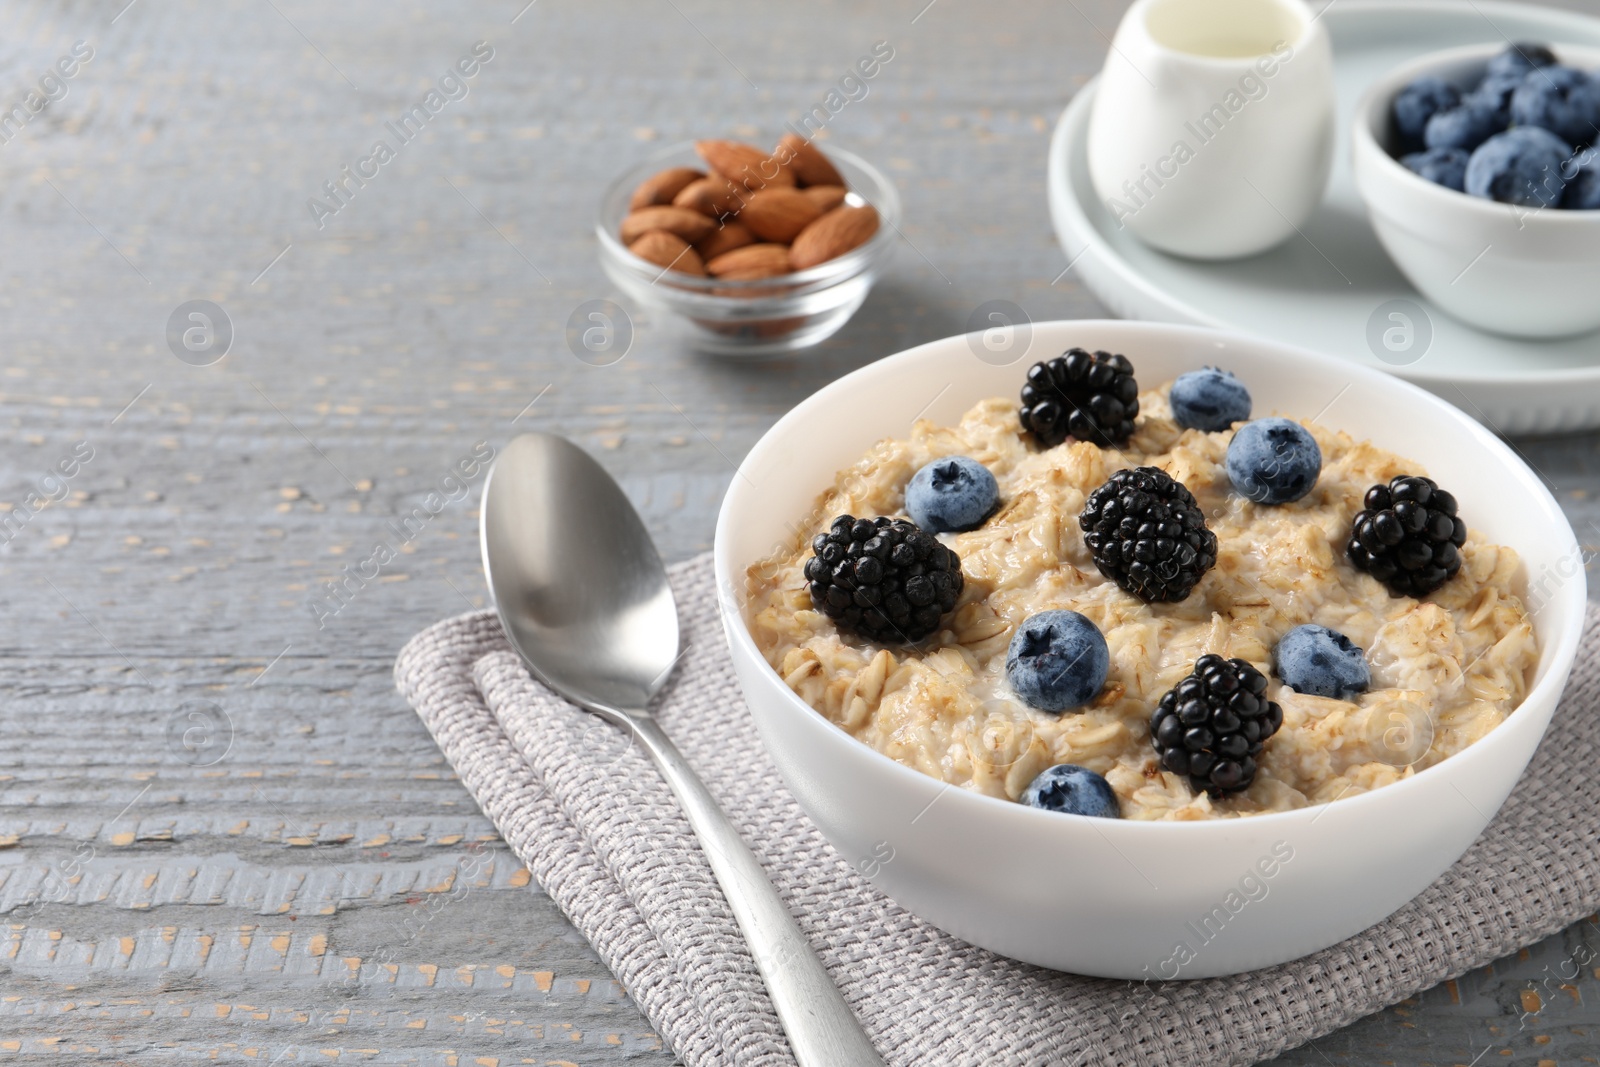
[{"x1": 627, "y1": 715, "x2": 887, "y2": 1067}]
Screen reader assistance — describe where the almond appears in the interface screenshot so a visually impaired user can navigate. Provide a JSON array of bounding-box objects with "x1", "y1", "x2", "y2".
[
  {"x1": 673, "y1": 175, "x2": 745, "y2": 218},
  {"x1": 695, "y1": 219, "x2": 756, "y2": 260},
  {"x1": 628, "y1": 231, "x2": 707, "y2": 275},
  {"x1": 739, "y1": 187, "x2": 824, "y2": 243},
  {"x1": 696, "y1": 139, "x2": 794, "y2": 190},
  {"x1": 706, "y1": 243, "x2": 792, "y2": 280},
  {"x1": 628, "y1": 166, "x2": 705, "y2": 211},
  {"x1": 620, "y1": 205, "x2": 715, "y2": 245},
  {"x1": 775, "y1": 133, "x2": 844, "y2": 187},
  {"x1": 789, "y1": 204, "x2": 879, "y2": 269},
  {"x1": 801, "y1": 184, "x2": 848, "y2": 213}
]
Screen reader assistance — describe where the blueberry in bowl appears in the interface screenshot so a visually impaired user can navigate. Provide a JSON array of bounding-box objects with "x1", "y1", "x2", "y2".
[
  {"x1": 1464, "y1": 127, "x2": 1573, "y2": 207},
  {"x1": 1169, "y1": 367, "x2": 1251, "y2": 432},
  {"x1": 1020, "y1": 764, "x2": 1120, "y2": 818},
  {"x1": 1225, "y1": 417, "x2": 1321, "y2": 505},
  {"x1": 1392, "y1": 75, "x2": 1460, "y2": 153},
  {"x1": 1400, "y1": 147, "x2": 1469, "y2": 192},
  {"x1": 1485, "y1": 41, "x2": 1558, "y2": 81},
  {"x1": 1381, "y1": 44, "x2": 1595, "y2": 206},
  {"x1": 1382, "y1": 45, "x2": 1593, "y2": 207},
  {"x1": 905, "y1": 456, "x2": 999, "y2": 533},
  {"x1": 1423, "y1": 98, "x2": 1504, "y2": 153},
  {"x1": 1273, "y1": 625, "x2": 1370, "y2": 701},
  {"x1": 1468, "y1": 71, "x2": 1524, "y2": 125},
  {"x1": 1510, "y1": 65, "x2": 1600, "y2": 149},
  {"x1": 1005, "y1": 610, "x2": 1109, "y2": 713},
  {"x1": 1375, "y1": 42, "x2": 1595, "y2": 208}
]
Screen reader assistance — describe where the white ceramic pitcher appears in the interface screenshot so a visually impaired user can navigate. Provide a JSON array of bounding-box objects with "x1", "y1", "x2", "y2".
[{"x1": 1087, "y1": 0, "x2": 1335, "y2": 260}]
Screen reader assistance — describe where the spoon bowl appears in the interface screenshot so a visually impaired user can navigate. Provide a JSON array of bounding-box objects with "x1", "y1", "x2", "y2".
[{"x1": 481, "y1": 432, "x2": 679, "y2": 716}]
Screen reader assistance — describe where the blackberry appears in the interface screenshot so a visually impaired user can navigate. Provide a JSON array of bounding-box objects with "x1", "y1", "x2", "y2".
[
  {"x1": 1018, "y1": 348, "x2": 1140, "y2": 448},
  {"x1": 804, "y1": 515, "x2": 964, "y2": 643},
  {"x1": 1150, "y1": 655, "x2": 1282, "y2": 797},
  {"x1": 1346, "y1": 475, "x2": 1466, "y2": 598},
  {"x1": 1079, "y1": 467, "x2": 1217, "y2": 602}
]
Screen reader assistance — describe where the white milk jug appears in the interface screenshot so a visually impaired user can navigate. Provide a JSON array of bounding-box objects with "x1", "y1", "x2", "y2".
[{"x1": 1087, "y1": 0, "x2": 1335, "y2": 260}]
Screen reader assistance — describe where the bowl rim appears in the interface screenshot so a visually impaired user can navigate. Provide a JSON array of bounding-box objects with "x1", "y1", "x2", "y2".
[
  {"x1": 712, "y1": 318, "x2": 1587, "y2": 837},
  {"x1": 595, "y1": 139, "x2": 902, "y2": 293},
  {"x1": 1352, "y1": 40, "x2": 1600, "y2": 223}
]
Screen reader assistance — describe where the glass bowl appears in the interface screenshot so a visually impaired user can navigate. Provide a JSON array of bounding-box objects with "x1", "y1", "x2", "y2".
[{"x1": 596, "y1": 141, "x2": 900, "y2": 356}]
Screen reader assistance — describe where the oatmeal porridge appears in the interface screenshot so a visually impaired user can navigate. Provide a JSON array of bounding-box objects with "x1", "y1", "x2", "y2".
[{"x1": 744, "y1": 369, "x2": 1537, "y2": 822}]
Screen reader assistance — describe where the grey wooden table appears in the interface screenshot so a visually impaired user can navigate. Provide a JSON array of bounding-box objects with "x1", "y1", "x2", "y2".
[{"x1": 2, "y1": 0, "x2": 1598, "y2": 1063}]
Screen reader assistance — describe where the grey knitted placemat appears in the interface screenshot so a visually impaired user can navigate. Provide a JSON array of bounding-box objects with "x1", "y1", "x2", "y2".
[{"x1": 394, "y1": 553, "x2": 1600, "y2": 1067}]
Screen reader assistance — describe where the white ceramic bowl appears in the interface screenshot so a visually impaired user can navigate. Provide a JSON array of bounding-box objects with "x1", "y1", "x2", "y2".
[
  {"x1": 1352, "y1": 44, "x2": 1600, "y2": 339},
  {"x1": 712, "y1": 320, "x2": 1584, "y2": 979}
]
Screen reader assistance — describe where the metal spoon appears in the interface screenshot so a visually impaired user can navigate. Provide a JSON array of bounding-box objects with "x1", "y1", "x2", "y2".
[{"x1": 480, "y1": 432, "x2": 884, "y2": 1067}]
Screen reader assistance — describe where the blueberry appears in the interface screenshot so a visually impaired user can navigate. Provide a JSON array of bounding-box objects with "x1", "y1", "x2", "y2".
[
  {"x1": 1005, "y1": 610, "x2": 1109, "y2": 713},
  {"x1": 1273, "y1": 624, "x2": 1370, "y2": 701},
  {"x1": 1565, "y1": 148, "x2": 1600, "y2": 209},
  {"x1": 1401, "y1": 147, "x2": 1470, "y2": 191},
  {"x1": 1485, "y1": 42, "x2": 1558, "y2": 82},
  {"x1": 1020, "y1": 764, "x2": 1120, "y2": 818},
  {"x1": 1510, "y1": 66, "x2": 1600, "y2": 147},
  {"x1": 1468, "y1": 72, "x2": 1524, "y2": 124},
  {"x1": 905, "y1": 456, "x2": 999, "y2": 533},
  {"x1": 1225, "y1": 418, "x2": 1321, "y2": 505},
  {"x1": 1465, "y1": 127, "x2": 1573, "y2": 207},
  {"x1": 1170, "y1": 368, "x2": 1251, "y2": 432},
  {"x1": 1424, "y1": 98, "x2": 1506, "y2": 152},
  {"x1": 1393, "y1": 76, "x2": 1461, "y2": 152}
]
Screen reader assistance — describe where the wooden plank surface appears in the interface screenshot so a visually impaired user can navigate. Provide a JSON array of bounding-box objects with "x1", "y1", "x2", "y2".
[{"x1": 1, "y1": 0, "x2": 1597, "y2": 1062}]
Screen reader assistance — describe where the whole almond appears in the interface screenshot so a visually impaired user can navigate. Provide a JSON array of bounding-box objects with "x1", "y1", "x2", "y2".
[
  {"x1": 706, "y1": 243, "x2": 792, "y2": 280},
  {"x1": 696, "y1": 139, "x2": 794, "y2": 191},
  {"x1": 629, "y1": 166, "x2": 705, "y2": 211},
  {"x1": 801, "y1": 184, "x2": 848, "y2": 213},
  {"x1": 620, "y1": 205, "x2": 716, "y2": 245},
  {"x1": 789, "y1": 204, "x2": 879, "y2": 269},
  {"x1": 776, "y1": 133, "x2": 844, "y2": 187},
  {"x1": 740, "y1": 187, "x2": 824, "y2": 243},
  {"x1": 628, "y1": 230, "x2": 707, "y2": 275},
  {"x1": 695, "y1": 219, "x2": 757, "y2": 260},
  {"x1": 673, "y1": 175, "x2": 745, "y2": 218}
]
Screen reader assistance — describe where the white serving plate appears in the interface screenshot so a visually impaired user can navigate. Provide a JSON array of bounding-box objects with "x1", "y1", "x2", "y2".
[{"x1": 1048, "y1": 0, "x2": 1600, "y2": 435}]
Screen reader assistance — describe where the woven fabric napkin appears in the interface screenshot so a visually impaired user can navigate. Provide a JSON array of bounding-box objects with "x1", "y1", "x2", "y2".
[{"x1": 394, "y1": 554, "x2": 1600, "y2": 1067}]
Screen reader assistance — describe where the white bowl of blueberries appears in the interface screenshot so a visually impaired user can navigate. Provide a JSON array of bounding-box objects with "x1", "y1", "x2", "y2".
[{"x1": 1352, "y1": 41, "x2": 1600, "y2": 339}]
